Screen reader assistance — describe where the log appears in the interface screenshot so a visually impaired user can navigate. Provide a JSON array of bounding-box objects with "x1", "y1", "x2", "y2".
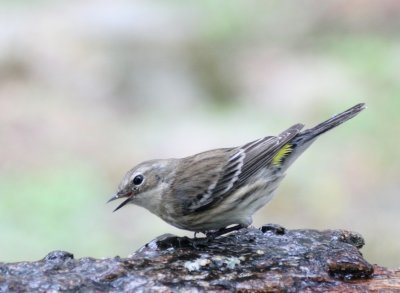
[{"x1": 0, "y1": 225, "x2": 399, "y2": 292}]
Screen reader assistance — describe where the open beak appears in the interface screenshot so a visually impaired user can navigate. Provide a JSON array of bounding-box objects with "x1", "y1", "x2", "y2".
[
  {"x1": 107, "y1": 191, "x2": 133, "y2": 212},
  {"x1": 107, "y1": 194, "x2": 120, "y2": 203}
]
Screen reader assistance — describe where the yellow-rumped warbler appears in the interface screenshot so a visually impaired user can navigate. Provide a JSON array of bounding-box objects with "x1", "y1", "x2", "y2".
[{"x1": 108, "y1": 103, "x2": 365, "y2": 236}]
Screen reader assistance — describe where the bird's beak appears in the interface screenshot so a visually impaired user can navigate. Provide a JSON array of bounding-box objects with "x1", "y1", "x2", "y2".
[
  {"x1": 107, "y1": 193, "x2": 120, "y2": 203},
  {"x1": 107, "y1": 191, "x2": 133, "y2": 212}
]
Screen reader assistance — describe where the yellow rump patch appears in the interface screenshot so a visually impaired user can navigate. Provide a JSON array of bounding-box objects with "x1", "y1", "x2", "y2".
[{"x1": 272, "y1": 143, "x2": 293, "y2": 166}]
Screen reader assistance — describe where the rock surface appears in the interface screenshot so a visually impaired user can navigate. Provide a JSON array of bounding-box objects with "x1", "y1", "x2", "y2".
[{"x1": 0, "y1": 225, "x2": 399, "y2": 292}]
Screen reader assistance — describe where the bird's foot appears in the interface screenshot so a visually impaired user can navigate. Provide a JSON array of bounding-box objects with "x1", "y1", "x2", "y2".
[{"x1": 205, "y1": 224, "x2": 246, "y2": 239}]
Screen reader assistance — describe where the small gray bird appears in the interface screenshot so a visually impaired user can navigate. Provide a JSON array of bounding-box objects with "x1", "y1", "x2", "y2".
[{"x1": 108, "y1": 103, "x2": 366, "y2": 237}]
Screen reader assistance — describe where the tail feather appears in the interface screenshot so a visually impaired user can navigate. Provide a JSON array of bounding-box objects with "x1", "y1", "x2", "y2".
[
  {"x1": 278, "y1": 103, "x2": 366, "y2": 171},
  {"x1": 296, "y1": 103, "x2": 366, "y2": 143}
]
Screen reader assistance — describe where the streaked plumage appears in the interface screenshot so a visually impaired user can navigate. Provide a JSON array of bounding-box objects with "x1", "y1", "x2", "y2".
[{"x1": 108, "y1": 103, "x2": 366, "y2": 234}]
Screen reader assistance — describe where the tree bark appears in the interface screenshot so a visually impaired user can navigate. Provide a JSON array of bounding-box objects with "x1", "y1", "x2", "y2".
[{"x1": 1, "y1": 225, "x2": 399, "y2": 292}]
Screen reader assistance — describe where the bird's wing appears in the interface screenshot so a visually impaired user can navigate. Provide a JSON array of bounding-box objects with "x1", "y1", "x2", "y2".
[
  {"x1": 235, "y1": 123, "x2": 304, "y2": 185},
  {"x1": 169, "y1": 148, "x2": 233, "y2": 214},
  {"x1": 171, "y1": 124, "x2": 304, "y2": 215}
]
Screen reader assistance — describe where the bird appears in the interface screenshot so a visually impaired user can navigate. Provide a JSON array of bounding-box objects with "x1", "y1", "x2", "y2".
[{"x1": 108, "y1": 103, "x2": 366, "y2": 237}]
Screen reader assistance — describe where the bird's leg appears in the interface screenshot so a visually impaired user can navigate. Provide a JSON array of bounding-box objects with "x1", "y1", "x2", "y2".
[{"x1": 205, "y1": 224, "x2": 245, "y2": 239}]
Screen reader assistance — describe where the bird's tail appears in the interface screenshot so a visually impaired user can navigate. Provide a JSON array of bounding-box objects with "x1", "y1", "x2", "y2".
[
  {"x1": 294, "y1": 103, "x2": 366, "y2": 144},
  {"x1": 278, "y1": 103, "x2": 366, "y2": 171}
]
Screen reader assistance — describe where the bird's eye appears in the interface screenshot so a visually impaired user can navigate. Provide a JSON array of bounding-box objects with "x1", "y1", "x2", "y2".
[{"x1": 132, "y1": 175, "x2": 144, "y2": 185}]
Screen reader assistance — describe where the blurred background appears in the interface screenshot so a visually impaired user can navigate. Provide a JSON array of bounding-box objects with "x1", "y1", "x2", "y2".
[{"x1": 0, "y1": 0, "x2": 399, "y2": 267}]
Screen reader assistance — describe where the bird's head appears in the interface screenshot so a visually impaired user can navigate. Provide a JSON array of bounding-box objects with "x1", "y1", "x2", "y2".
[{"x1": 108, "y1": 159, "x2": 175, "y2": 213}]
